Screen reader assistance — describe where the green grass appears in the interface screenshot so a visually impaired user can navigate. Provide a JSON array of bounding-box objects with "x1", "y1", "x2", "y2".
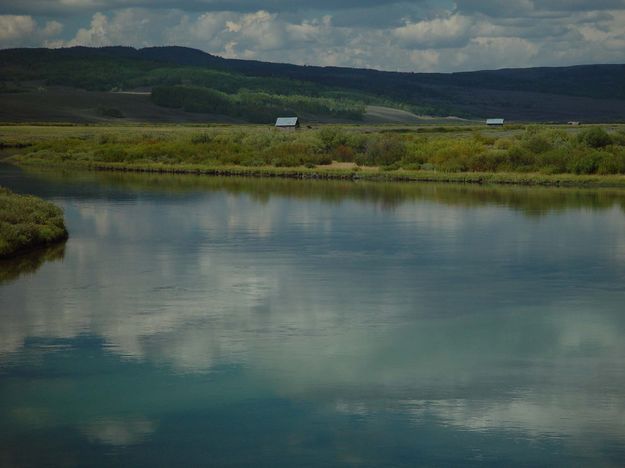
[
  {"x1": 0, "y1": 187, "x2": 68, "y2": 258},
  {"x1": 4, "y1": 123, "x2": 625, "y2": 187}
]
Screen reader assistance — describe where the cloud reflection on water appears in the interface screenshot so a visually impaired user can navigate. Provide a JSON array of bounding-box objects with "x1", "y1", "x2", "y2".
[{"x1": 1, "y1": 172, "x2": 625, "y2": 456}]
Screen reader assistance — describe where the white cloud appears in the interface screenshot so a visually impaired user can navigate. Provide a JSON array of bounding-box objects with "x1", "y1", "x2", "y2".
[
  {"x1": 393, "y1": 14, "x2": 473, "y2": 49},
  {"x1": 42, "y1": 19, "x2": 63, "y2": 36},
  {"x1": 16, "y1": 3, "x2": 625, "y2": 72},
  {"x1": 67, "y1": 11, "x2": 110, "y2": 46},
  {"x1": 0, "y1": 15, "x2": 36, "y2": 42},
  {"x1": 0, "y1": 14, "x2": 65, "y2": 47}
]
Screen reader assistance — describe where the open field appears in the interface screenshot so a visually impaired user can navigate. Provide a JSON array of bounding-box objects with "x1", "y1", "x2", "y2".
[
  {"x1": 0, "y1": 186, "x2": 68, "y2": 258},
  {"x1": 0, "y1": 87, "x2": 245, "y2": 124},
  {"x1": 2, "y1": 123, "x2": 625, "y2": 187},
  {"x1": 0, "y1": 87, "x2": 459, "y2": 124}
]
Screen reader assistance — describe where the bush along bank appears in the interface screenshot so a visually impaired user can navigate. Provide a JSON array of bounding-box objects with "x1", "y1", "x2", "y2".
[
  {"x1": 0, "y1": 187, "x2": 68, "y2": 258},
  {"x1": 7, "y1": 125, "x2": 625, "y2": 185}
]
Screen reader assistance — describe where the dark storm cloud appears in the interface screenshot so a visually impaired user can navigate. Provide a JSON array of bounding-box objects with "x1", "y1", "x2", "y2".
[
  {"x1": 455, "y1": 0, "x2": 625, "y2": 17},
  {"x1": 0, "y1": 0, "x2": 412, "y2": 16}
]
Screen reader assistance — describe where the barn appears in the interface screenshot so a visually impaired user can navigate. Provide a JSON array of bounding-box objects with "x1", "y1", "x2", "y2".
[
  {"x1": 486, "y1": 118, "x2": 504, "y2": 127},
  {"x1": 275, "y1": 117, "x2": 300, "y2": 130}
]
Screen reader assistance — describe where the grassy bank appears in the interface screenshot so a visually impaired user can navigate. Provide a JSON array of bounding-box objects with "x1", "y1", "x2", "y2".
[
  {"x1": 0, "y1": 187, "x2": 68, "y2": 258},
  {"x1": 3, "y1": 123, "x2": 625, "y2": 187}
]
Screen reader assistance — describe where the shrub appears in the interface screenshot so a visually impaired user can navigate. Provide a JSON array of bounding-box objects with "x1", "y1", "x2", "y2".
[
  {"x1": 240, "y1": 157, "x2": 265, "y2": 167},
  {"x1": 567, "y1": 149, "x2": 602, "y2": 174},
  {"x1": 466, "y1": 150, "x2": 507, "y2": 172},
  {"x1": 272, "y1": 155, "x2": 301, "y2": 167},
  {"x1": 472, "y1": 131, "x2": 496, "y2": 145},
  {"x1": 430, "y1": 139, "x2": 484, "y2": 172},
  {"x1": 494, "y1": 138, "x2": 514, "y2": 150},
  {"x1": 537, "y1": 148, "x2": 570, "y2": 174},
  {"x1": 346, "y1": 133, "x2": 369, "y2": 153},
  {"x1": 191, "y1": 133, "x2": 213, "y2": 144},
  {"x1": 596, "y1": 150, "x2": 625, "y2": 174},
  {"x1": 504, "y1": 144, "x2": 535, "y2": 171},
  {"x1": 95, "y1": 147, "x2": 128, "y2": 162},
  {"x1": 0, "y1": 187, "x2": 68, "y2": 258},
  {"x1": 523, "y1": 125, "x2": 541, "y2": 137},
  {"x1": 97, "y1": 134, "x2": 117, "y2": 145},
  {"x1": 334, "y1": 144, "x2": 355, "y2": 162},
  {"x1": 364, "y1": 135, "x2": 407, "y2": 166},
  {"x1": 577, "y1": 127, "x2": 612, "y2": 148},
  {"x1": 318, "y1": 127, "x2": 349, "y2": 151},
  {"x1": 610, "y1": 130, "x2": 625, "y2": 146},
  {"x1": 524, "y1": 134, "x2": 552, "y2": 154}
]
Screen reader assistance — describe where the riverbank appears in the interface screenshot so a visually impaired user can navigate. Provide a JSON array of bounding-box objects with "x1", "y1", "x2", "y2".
[
  {"x1": 3, "y1": 123, "x2": 625, "y2": 188},
  {"x1": 10, "y1": 159, "x2": 625, "y2": 187},
  {"x1": 0, "y1": 187, "x2": 68, "y2": 258}
]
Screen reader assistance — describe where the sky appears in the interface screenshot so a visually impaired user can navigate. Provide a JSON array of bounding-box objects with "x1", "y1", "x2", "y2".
[{"x1": 0, "y1": 1, "x2": 624, "y2": 72}]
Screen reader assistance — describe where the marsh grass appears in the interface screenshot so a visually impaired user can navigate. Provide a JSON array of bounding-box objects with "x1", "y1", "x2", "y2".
[
  {"x1": 5, "y1": 124, "x2": 625, "y2": 185},
  {"x1": 0, "y1": 187, "x2": 68, "y2": 258}
]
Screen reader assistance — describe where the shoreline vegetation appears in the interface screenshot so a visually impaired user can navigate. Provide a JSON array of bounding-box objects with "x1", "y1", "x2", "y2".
[
  {"x1": 0, "y1": 187, "x2": 68, "y2": 259},
  {"x1": 3, "y1": 124, "x2": 625, "y2": 188}
]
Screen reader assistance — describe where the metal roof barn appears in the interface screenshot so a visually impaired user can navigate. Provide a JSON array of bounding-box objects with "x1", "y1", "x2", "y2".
[
  {"x1": 486, "y1": 118, "x2": 504, "y2": 126},
  {"x1": 275, "y1": 117, "x2": 299, "y2": 128}
]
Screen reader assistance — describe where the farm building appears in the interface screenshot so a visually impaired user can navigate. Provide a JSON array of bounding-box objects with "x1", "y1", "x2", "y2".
[
  {"x1": 275, "y1": 117, "x2": 300, "y2": 130},
  {"x1": 486, "y1": 118, "x2": 504, "y2": 126}
]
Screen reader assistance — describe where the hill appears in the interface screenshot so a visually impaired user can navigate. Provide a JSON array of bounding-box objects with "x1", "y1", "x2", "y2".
[{"x1": 1, "y1": 46, "x2": 624, "y2": 123}]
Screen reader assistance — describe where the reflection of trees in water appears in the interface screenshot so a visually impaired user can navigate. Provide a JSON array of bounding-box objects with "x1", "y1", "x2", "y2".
[
  {"x1": 0, "y1": 243, "x2": 66, "y2": 285},
  {"x1": 23, "y1": 167, "x2": 625, "y2": 217}
]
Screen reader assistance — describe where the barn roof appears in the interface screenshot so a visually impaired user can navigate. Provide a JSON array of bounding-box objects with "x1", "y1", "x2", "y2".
[
  {"x1": 275, "y1": 117, "x2": 299, "y2": 127},
  {"x1": 486, "y1": 118, "x2": 504, "y2": 125}
]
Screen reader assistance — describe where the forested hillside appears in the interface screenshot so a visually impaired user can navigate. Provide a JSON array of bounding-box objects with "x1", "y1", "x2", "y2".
[{"x1": 1, "y1": 46, "x2": 624, "y2": 122}]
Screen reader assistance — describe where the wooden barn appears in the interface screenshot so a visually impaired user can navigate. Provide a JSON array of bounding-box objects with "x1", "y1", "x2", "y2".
[{"x1": 275, "y1": 117, "x2": 300, "y2": 130}]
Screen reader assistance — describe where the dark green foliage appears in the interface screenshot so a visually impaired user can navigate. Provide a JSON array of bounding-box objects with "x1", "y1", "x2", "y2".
[
  {"x1": 0, "y1": 82, "x2": 28, "y2": 93},
  {"x1": 4, "y1": 46, "x2": 625, "y2": 121},
  {"x1": 596, "y1": 150, "x2": 625, "y2": 175},
  {"x1": 98, "y1": 107, "x2": 125, "y2": 118},
  {"x1": 363, "y1": 136, "x2": 407, "y2": 166},
  {"x1": 524, "y1": 134, "x2": 552, "y2": 153},
  {"x1": 0, "y1": 47, "x2": 389, "y2": 121},
  {"x1": 318, "y1": 127, "x2": 350, "y2": 151},
  {"x1": 0, "y1": 187, "x2": 68, "y2": 258},
  {"x1": 577, "y1": 127, "x2": 613, "y2": 148},
  {"x1": 567, "y1": 149, "x2": 601, "y2": 174},
  {"x1": 191, "y1": 133, "x2": 213, "y2": 144},
  {"x1": 537, "y1": 148, "x2": 570, "y2": 174},
  {"x1": 151, "y1": 86, "x2": 364, "y2": 122},
  {"x1": 466, "y1": 150, "x2": 508, "y2": 172}
]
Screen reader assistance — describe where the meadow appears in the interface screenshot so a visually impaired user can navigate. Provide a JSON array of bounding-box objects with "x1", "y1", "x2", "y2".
[
  {"x1": 3, "y1": 123, "x2": 625, "y2": 186},
  {"x1": 0, "y1": 186, "x2": 68, "y2": 258}
]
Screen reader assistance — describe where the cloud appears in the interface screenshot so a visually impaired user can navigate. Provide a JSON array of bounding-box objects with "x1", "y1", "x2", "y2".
[
  {"x1": 0, "y1": 15, "x2": 64, "y2": 47},
  {"x1": 393, "y1": 14, "x2": 473, "y2": 49},
  {"x1": 82, "y1": 418, "x2": 157, "y2": 446},
  {"x1": 0, "y1": 15, "x2": 36, "y2": 42},
  {"x1": 0, "y1": 0, "x2": 410, "y2": 17},
  {"x1": 2, "y1": 1, "x2": 625, "y2": 72},
  {"x1": 3, "y1": 176, "x2": 625, "y2": 453}
]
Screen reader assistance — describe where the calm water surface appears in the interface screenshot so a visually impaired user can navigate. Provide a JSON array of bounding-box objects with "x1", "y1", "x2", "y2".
[{"x1": 1, "y1": 165, "x2": 625, "y2": 466}]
